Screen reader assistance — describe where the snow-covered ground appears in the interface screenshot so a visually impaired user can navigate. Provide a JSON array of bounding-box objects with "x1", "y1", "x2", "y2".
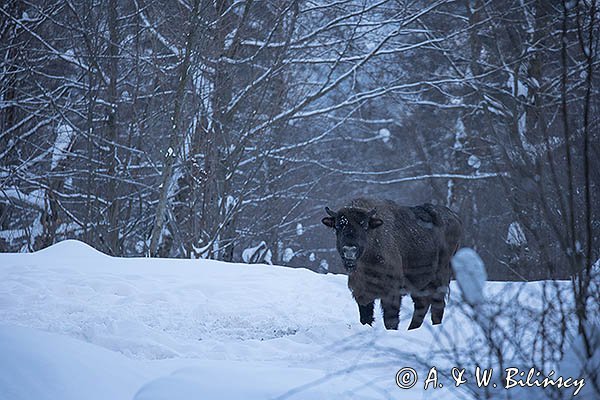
[{"x1": 0, "y1": 240, "x2": 596, "y2": 399}]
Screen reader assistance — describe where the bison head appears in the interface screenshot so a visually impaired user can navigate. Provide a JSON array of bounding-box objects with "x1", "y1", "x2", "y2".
[{"x1": 321, "y1": 206, "x2": 383, "y2": 272}]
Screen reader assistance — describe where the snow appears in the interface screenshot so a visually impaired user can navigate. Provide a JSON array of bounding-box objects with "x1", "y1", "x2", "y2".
[
  {"x1": 225, "y1": 195, "x2": 237, "y2": 212},
  {"x1": 506, "y1": 221, "x2": 527, "y2": 246},
  {"x1": 451, "y1": 248, "x2": 487, "y2": 305},
  {"x1": 506, "y1": 76, "x2": 528, "y2": 98},
  {"x1": 223, "y1": 28, "x2": 238, "y2": 51},
  {"x1": 0, "y1": 240, "x2": 597, "y2": 399},
  {"x1": 296, "y1": 223, "x2": 304, "y2": 236},
  {"x1": 378, "y1": 128, "x2": 391, "y2": 143},
  {"x1": 0, "y1": 324, "x2": 146, "y2": 400},
  {"x1": 282, "y1": 247, "x2": 295, "y2": 263},
  {"x1": 558, "y1": 319, "x2": 600, "y2": 395},
  {"x1": 467, "y1": 154, "x2": 481, "y2": 170},
  {"x1": 242, "y1": 241, "x2": 272, "y2": 264},
  {"x1": 242, "y1": 241, "x2": 264, "y2": 263},
  {"x1": 134, "y1": 363, "x2": 365, "y2": 400},
  {"x1": 319, "y1": 259, "x2": 329, "y2": 272},
  {"x1": 52, "y1": 124, "x2": 74, "y2": 170},
  {"x1": 263, "y1": 250, "x2": 273, "y2": 265},
  {"x1": 565, "y1": 0, "x2": 578, "y2": 10},
  {"x1": 0, "y1": 187, "x2": 46, "y2": 210},
  {"x1": 453, "y1": 118, "x2": 466, "y2": 150}
]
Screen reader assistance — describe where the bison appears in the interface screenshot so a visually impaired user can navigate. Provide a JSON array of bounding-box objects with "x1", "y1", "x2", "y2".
[{"x1": 321, "y1": 198, "x2": 462, "y2": 330}]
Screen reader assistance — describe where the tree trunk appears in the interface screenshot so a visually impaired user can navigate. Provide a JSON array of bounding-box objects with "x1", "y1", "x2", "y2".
[
  {"x1": 148, "y1": 0, "x2": 201, "y2": 257},
  {"x1": 104, "y1": 0, "x2": 120, "y2": 255}
]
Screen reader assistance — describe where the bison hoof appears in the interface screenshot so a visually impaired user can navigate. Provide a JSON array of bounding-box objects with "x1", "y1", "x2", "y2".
[
  {"x1": 407, "y1": 320, "x2": 423, "y2": 330},
  {"x1": 384, "y1": 320, "x2": 399, "y2": 330},
  {"x1": 360, "y1": 318, "x2": 374, "y2": 326}
]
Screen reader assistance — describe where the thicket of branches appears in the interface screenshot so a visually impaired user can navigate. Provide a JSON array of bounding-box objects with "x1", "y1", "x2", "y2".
[
  {"x1": 1, "y1": 0, "x2": 598, "y2": 282},
  {"x1": 2, "y1": 2, "x2": 599, "y2": 398}
]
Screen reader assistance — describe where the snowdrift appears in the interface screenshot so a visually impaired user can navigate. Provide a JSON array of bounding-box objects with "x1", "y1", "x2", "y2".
[{"x1": 0, "y1": 240, "x2": 596, "y2": 399}]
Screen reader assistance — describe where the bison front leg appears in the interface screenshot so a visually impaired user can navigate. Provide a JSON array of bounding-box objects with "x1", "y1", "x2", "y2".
[
  {"x1": 408, "y1": 294, "x2": 431, "y2": 330},
  {"x1": 357, "y1": 301, "x2": 374, "y2": 326},
  {"x1": 381, "y1": 293, "x2": 402, "y2": 330}
]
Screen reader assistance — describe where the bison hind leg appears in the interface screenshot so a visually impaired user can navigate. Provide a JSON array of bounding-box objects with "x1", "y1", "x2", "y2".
[
  {"x1": 408, "y1": 294, "x2": 431, "y2": 330},
  {"x1": 357, "y1": 301, "x2": 375, "y2": 326},
  {"x1": 430, "y1": 303, "x2": 444, "y2": 325},
  {"x1": 430, "y1": 285, "x2": 448, "y2": 325}
]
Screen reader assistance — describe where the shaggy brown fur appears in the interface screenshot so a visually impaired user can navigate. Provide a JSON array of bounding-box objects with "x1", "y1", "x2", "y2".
[{"x1": 322, "y1": 198, "x2": 462, "y2": 330}]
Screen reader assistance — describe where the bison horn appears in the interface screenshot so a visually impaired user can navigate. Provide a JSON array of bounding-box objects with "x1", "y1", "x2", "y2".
[
  {"x1": 325, "y1": 207, "x2": 337, "y2": 217},
  {"x1": 367, "y1": 208, "x2": 377, "y2": 217}
]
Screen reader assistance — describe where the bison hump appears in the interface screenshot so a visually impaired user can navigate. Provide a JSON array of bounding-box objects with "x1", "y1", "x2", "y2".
[{"x1": 411, "y1": 203, "x2": 442, "y2": 227}]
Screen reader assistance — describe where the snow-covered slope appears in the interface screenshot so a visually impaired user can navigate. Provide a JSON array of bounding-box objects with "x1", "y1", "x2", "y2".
[{"x1": 0, "y1": 240, "x2": 595, "y2": 399}]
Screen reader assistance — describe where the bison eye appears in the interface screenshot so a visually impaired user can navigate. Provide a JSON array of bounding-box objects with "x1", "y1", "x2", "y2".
[{"x1": 360, "y1": 220, "x2": 368, "y2": 229}]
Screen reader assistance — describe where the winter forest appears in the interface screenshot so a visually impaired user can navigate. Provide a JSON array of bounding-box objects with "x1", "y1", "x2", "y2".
[
  {"x1": 0, "y1": 0, "x2": 597, "y2": 279},
  {"x1": 1, "y1": 0, "x2": 600, "y2": 399}
]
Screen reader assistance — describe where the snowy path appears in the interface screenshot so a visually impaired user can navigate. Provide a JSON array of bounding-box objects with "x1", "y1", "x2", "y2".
[{"x1": 0, "y1": 240, "x2": 592, "y2": 399}]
